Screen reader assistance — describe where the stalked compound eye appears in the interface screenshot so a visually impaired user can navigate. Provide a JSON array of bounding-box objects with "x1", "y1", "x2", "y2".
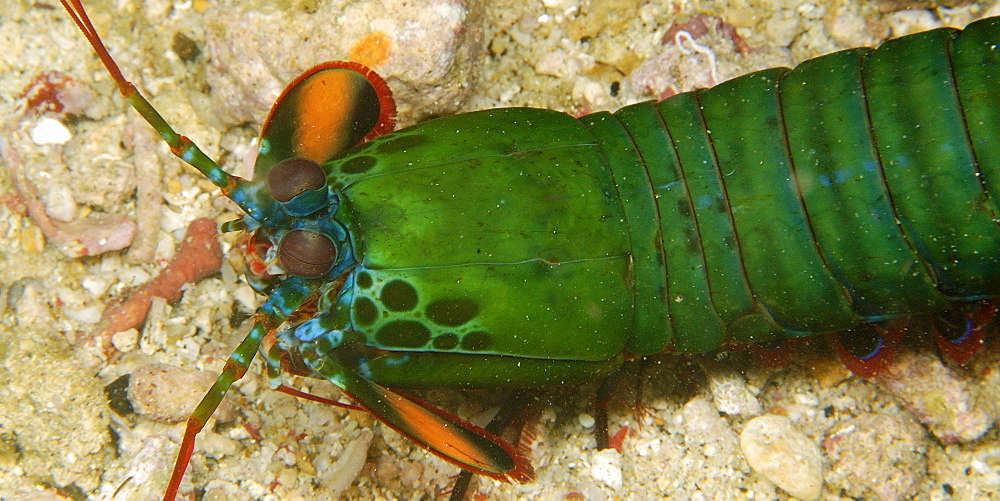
[
  {"x1": 278, "y1": 229, "x2": 337, "y2": 277},
  {"x1": 267, "y1": 157, "x2": 326, "y2": 202}
]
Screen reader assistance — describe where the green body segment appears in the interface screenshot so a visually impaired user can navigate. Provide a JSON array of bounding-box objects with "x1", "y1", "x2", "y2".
[
  {"x1": 778, "y1": 48, "x2": 948, "y2": 319},
  {"x1": 862, "y1": 27, "x2": 1000, "y2": 299},
  {"x1": 626, "y1": 17, "x2": 1000, "y2": 352},
  {"x1": 328, "y1": 108, "x2": 634, "y2": 379},
  {"x1": 614, "y1": 102, "x2": 729, "y2": 352},
  {"x1": 576, "y1": 112, "x2": 672, "y2": 354},
  {"x1": 953, "y1": 18, "x2": 1000, "y2": 204},
  {"x1": 696, "y1": 67, "x2": 859, "y2": 335},
  {"x1": 320, "y1": 18, "x2": 1000, "y2": 387},
  {"x1": 653, "y1": 93, "x2": 779, "y2": 347}
]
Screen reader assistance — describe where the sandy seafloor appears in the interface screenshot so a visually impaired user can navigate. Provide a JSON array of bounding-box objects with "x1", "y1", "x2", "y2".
[{"x1": 2, "y1": 0, "x2": 1000, "y2": 499}]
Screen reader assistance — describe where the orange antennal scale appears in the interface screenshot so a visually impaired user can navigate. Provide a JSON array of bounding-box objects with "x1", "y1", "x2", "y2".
[{"x1": 254, "y1": 61, "x2": 396, "y2": 180}]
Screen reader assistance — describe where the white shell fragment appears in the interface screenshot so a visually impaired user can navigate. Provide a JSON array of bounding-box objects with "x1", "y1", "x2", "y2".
[
  {"x1": 29, "y1": 117, "x2": 72, "y2": 145},
  {"x1": 740, "y1": 414, "x2": 823, "y2": 501}
]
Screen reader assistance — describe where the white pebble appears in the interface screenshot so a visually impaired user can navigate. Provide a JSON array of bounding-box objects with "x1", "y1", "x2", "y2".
[
  {"x1": 62, "y1": 305, "x2": 102, "y2": 324},
  {"x1": 81, "y1": 275, "x2": 112, "y2": 297},
  {"x1": 541, "y1": 0, "x2": 576, "y2": 10},
  {"x1": 112, "y1": 328, "x2": 139, "y2": 353},
  {"x1": 797, "y1": 3, "x2": 825, "y2": 20},
  {"x1": 228, "y1": 424, "x2": 250, "y2": 441},
  {"x1": 826, "y1": 7, "x2": 870, "y2": 47},
  {"x1": 535, "y1": 50, "x2": 569, "y2": 77},
  {"x1": 590, "y1": 449, "x2": 623, "y2": 490},
  {"x1": 320, "y1": 430, "x2": 374, "y2": 496},
  {"x1": 118, "y1": 266, "x2": 152, "y2": 287},
  {"x1": 572, "y1": 77, "x2": 609, "y2": 107},
  {"x1": 650, "y1": 398, "x2": 669, "y2": 411},
  {"x1": 887, "y1": 9, "x2": 941, "y2": 37},
  {"x1": 111, "y1": 436, "x2": 175, "y2": 499},
  {"x1": 499, "y1": 84, "x2": 521, "y2": 104},
  {"x1": 199, "y1": 431, "x2": 240, "y2": 459},
  {"x1": 793, "y1": 393, "x2": 819, "y2": 407},
  {"x1": 159, "y1": 208, "x2": 189, "y2": 234},
  {"x1": 765, "y1": 13, "x2": 801, "y2": 47},
  {"x1": 578, "y1": 412, "x2": 596, "y2": 428},
  {"x1": 233, "y1": 283, "x2": 260, "y2": 311},
  {"x1": 275, "y1": 446, "x2": 298, "y2": 467},
  {"x1": 30, "y1": 117, "x2": 72, "y2": 145},
  {"x1": 43, "y1": 183, "x2": 78, "y2": 222},
  {"x1": 709, "y1": 371, "x2": 763, "y2": 416},
  {"x1": 740, "y1": 415, "x2": 823, "y2": 501}
]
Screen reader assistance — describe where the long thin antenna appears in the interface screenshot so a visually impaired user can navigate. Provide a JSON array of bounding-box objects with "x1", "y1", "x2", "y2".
[{"x1": 59, "y1": 0, "x2": 241, "y2": 192}]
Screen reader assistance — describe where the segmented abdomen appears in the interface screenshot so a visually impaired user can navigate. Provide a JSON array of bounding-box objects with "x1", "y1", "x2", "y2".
[{"x1": 588, "y1": 17, "x2": 1000, "y2": 355}]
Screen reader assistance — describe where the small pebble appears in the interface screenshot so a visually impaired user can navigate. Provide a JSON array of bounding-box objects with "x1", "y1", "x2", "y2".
[
  {"x1": 535, "y1": 50, "x2": 570, "y2": 77},
  {"x1": 29, "y1": 117, "x2": 72, "y2": 145},
  {"x1": 19, "y1": 223, "x2": 46, "y2": 255},
  {"x1": 590, "y1": 449, "x2": 623, "y2": 490},
  {"x1": 708, "y1": 370, "x2": 763, "y2": 416},
  {"x1": 578, "y1": 412, "x2": 596, "y2": 429},
  {"x1": 62, "y1": 305, "x2": 101, "y2": 324},
  {"x1": 111, "y1": 328, "x2": 139, "y2": 352},
  {"x1": 876, "y1": 351, "x2": 993, "y2": 443},
  {"x1": 825, "y1": 6, "x2": 880, "y2": 47},
  {"x1": 886, "y1": 9, "x2": 941, "y2": 37},
  {"x1": 649, "y1": 398, "x2": 669, "y2": 411},
  {"x1": 683, "y1": 396, "x2": 736, "y2": 445},
  {"x1": 202, "y1": 481, "x2": 243, "y2": 500},
  {"x1": 740, "y1": 414, "x2": 823, "y2": 501},
  {"x1": 43, "y1": 183, "x2": 77, "y2": 222},
  {"x1": 793, "y1": 393, "x2": 819, "y2": 407},
  {"x1": 81, "y1": 275, "x2": 112, "y2": 297},
  {"x1": 541, "y1": 0, "x2": 577, "y2": 10},
  {"x1": 764, "y1": 12, "x2": 801, "y2": 47},
  {"x1": 111, "y1": 436, "x2": 178, "y2": 499},
  {"x1": 823, "y1": 412, "x2": 926, "y2": 501},
  {"x1": 398, "y1": 459, "x2": 423, "y2": 488},
  {"x1": 233, "y1": 283, "x2": 259, "y2": 311},
  {"x1": 319, "y1": 429, "x2": 373, "y2": 496},
  {"x1": 200, "y1": 432, "x2": 241, "y2": 460},
  {"x1": 572, "y1": 77, "x2": 609, "y2": 107},
  {"x1": 128, "y1": 363, "x2": 236, "y2": 423}
]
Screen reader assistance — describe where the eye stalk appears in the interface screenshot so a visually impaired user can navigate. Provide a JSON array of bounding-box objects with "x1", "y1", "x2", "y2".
[
  {"x1": 267, "y1": 157, "x2": 327, "y2": 203},
  {"x1": 278, "y1": 229, "x2": 337, "y2": 278}
]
